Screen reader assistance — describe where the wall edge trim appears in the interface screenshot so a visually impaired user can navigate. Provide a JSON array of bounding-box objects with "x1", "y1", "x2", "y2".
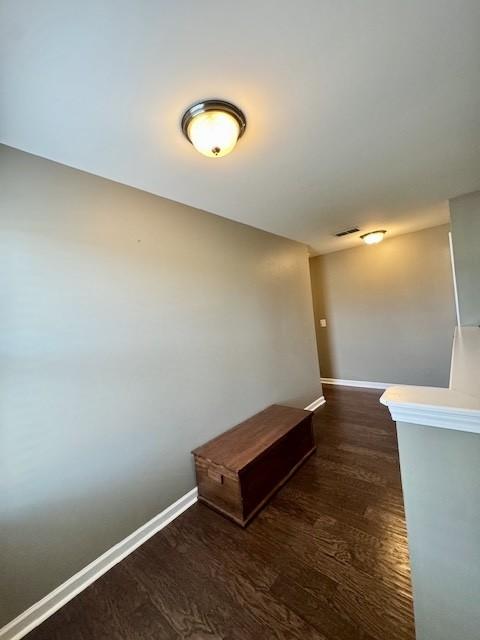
[
  {"x1": 321, "y1": 377, "x2": 394, "y2": 390},
  {"x1": 0, "y1": 488, "x2": 199, "y2": 640},
  {"x1": 304, "y1": 395, "x2": 326, "y2": 411}
]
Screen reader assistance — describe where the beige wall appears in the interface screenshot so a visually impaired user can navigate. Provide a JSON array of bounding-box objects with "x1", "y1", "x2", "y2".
[
  {"x1": 397, "y1": 421, "x2": 480, "y2": 640},
  {"x1": 450, "y1": 191, "x2": 480, "y2": 326},
  {"x1": 310, "y1": 224, "x2": 456, "y2": 386},
  {"x1": 0, "y1": 145, "x2": 321, "y2": 625}
]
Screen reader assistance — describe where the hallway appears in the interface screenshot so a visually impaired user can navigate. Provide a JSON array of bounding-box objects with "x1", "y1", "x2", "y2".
[{"x1": 26, "y1": 386, "x2": 415, "y2": 640}]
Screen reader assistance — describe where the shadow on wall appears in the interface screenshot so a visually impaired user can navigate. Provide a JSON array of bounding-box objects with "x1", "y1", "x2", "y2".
[{"x1": 309, "y1": 256, "x2": 334, "y2": 378}]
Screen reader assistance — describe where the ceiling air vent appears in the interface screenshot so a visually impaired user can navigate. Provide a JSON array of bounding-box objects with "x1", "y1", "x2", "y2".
[{"x1": 335, "y1": 227, "x2": 360, "y2": 237}]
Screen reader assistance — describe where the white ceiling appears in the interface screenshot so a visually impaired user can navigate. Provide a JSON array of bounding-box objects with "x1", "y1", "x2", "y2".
[{"x1": 1, "y1": 1, "x2": 479, "y2": 253}]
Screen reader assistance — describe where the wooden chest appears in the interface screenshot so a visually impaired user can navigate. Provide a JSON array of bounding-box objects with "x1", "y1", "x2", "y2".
[{"x1": 192, "y1": 404, "x2": 315, "y2": 527}]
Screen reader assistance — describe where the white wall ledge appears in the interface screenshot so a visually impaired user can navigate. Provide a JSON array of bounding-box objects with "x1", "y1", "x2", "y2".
[
  {"x1": 381, "y1": 328, "x2": 480, "y2": 434},
  {"x1": 380, "y1": 385, "x2": 480, "y2": 433}
]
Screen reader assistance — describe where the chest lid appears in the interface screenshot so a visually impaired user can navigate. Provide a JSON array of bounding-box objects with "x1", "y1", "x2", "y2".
[{"x1": 192, "y1": 404, "x2": 313, "y2": 473}]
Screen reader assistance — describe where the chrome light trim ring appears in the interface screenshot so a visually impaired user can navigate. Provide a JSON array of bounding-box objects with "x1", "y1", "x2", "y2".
[{"x1": 181, "y1": 99, "x2": 247, "y2": 143}]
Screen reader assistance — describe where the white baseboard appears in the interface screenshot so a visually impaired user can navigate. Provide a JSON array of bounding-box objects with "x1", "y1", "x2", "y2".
[
  {"x1": 321, "y1": 377, "x2": 394, "y2": 390},
  {"x1": 304, "y1": 395, "x2": 326, "y2": 411},
  {"x1": 0, "y1": 488, "x2": 198, "y2": 640},
  {"x1": 1, "y1": 397, "x2": 325, "y2": 640}
]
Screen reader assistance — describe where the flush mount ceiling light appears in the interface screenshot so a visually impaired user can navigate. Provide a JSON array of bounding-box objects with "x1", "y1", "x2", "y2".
[
  {"x1": 181, "y1": 100, "x2": 247, "y2": 158},
  {"x1": 360, "y1": 230, "x2": 387, "y2": 245}
]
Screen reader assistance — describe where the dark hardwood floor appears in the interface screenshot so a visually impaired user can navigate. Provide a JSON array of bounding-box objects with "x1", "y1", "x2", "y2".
[{"x1": 26, "y1": 386, "x2": 415, "y2": 640}]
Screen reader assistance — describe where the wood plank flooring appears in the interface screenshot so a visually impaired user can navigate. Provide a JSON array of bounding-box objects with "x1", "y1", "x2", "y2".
[{"x1": 26, "y1": 386, "x2": 415, "y2": 640}]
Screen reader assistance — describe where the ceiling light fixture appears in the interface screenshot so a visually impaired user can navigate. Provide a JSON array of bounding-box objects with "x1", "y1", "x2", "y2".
[
  {"x1": 181, "y1": 100, "x2": 246, "y2": 158},
  {"x1": 360, "y1": 230, "x2": 387, "y2": 245}
]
